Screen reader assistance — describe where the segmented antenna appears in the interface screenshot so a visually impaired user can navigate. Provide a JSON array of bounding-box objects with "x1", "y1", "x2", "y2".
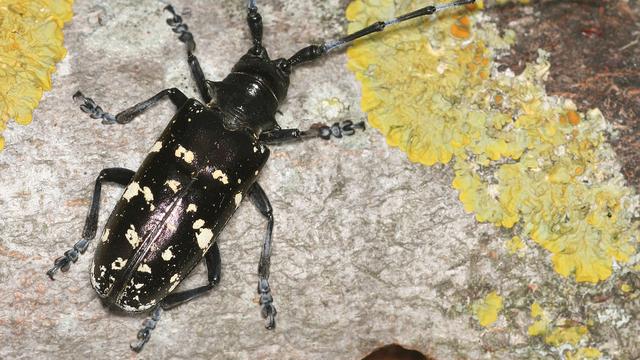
[{"x1": 287, "y1": 0, "x2": 475, "y2": 69}]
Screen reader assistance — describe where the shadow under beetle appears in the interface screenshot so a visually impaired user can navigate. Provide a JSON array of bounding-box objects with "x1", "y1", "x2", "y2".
[{"x1": 47, "y1": 0, "x2": 474, "y2": 352}]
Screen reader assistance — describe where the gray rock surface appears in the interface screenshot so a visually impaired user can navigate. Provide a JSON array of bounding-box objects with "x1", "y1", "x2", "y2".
[{"x1": 1, "y1": 1, "x2": 504, "y2": 359}]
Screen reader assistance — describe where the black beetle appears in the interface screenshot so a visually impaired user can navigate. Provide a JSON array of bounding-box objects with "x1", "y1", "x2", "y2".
[{"x1": 47, "y1": 0, "x2": 474, "y2": 351}]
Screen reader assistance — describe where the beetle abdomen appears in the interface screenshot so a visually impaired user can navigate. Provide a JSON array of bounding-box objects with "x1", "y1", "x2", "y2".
[{"x1": 90, "y1": 99, "x2": 269, "y2": 312}]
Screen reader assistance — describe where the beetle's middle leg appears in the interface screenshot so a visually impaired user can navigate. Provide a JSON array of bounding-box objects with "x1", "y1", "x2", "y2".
[
  {"x1": 259, "y1": 120, "x2": 366, "y2": 145},
  {"x1": 248, "y1": 182, "x2": 277, "y2": 330},
  {"x1": 164, "y1": 5, "x2": 213, "y2": 103},
  {"x1": 47, "y1": 168, "x2": 135, "y2": 280}
]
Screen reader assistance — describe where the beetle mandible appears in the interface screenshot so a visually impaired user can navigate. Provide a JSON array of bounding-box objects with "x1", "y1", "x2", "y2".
[{"x1": 47, "y1": 0, "x2": 475, "y2": 351}]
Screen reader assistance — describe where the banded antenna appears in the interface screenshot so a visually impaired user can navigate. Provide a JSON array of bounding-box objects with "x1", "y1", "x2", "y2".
[{"x1": 285, "y1": 0, "x2": 476, "y2": 70}]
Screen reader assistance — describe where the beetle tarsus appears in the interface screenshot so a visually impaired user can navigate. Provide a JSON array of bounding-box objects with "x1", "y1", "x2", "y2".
[
  {"x1": 73, "y1": 91, "x2": 117, "y2": 124},
  {"x1": 164, "y1": 5, "x2": 195, "y2": 53},
  {"x1": 258, "y1": 278, "x2": 277, "y2": 329},
  {"x1": 46, "y1": 238, "x2": 90, "y2": 280},
  {"x1": 130, "y1": 307, "x2": 163, "y2": 353},
  {"x1": 317, "y1": 120, "x2": 366, "y2": 140}
]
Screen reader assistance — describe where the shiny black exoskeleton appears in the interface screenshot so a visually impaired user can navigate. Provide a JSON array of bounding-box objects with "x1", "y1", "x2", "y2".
[{"x1": 46, "y1": 0, "x2": 474, "y2": 352}]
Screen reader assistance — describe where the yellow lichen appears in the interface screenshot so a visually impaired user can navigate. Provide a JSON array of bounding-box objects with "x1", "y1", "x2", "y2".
[
  {"x1": 527, "y1": 302, "x2": 550, "y2": 336},
  {"x1": 528, "y1": 302, "x2": 602, "y2": 356},
  {"x1": 473, "y1": 291, "x2": 502, "y2": 327},
  {"x1": 0, "y1": 0, "x2": 73, "y2": 149},
  {"x1": 346, "y1": 0, "x2": 639, "y2": 283},
  {"x1": 506, "y1": 235, "x2": 525, "y2": 254}
]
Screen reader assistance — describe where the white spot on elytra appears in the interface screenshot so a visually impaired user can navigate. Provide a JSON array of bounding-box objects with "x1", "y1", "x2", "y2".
[
  {"x1": 169, "y1": 282, "x2": 179, "y2": 292},
  {"x1": 111, "y1": 257, "x2": 127, "y2": 270},
  {"x1": 101, "y1": 229, "x2": 110, "y2": 243},
  {"x1": 212, "y1": 169, "x2": 229, "y2": 185},
  {"x1": 150, "y1": 141, "x2": 162, "y2": 153},
  {"x1": 234, "y1": 193, "x2": 242, "y2": 207},
  {"x1": 142, "y1": 187, "x2": 154, "y2": 202},
  {"x1": 125, "y1": 224, "x2": 141, "y2": 249},
  {"x1": 134, "y1": 283, "x2": 144, "y2": 289},
  {"x1": 137, "y1": 263, "x2": 152, "y2": 273},
  {"x1": 165, "y1": 179, "x2": 181, "y2": 193},
  {"x1": 170, "y1": 274, "x2": 179, "y2": 283},
  {"x1": 162, "y1": 246, "x2": 174, "y2": 261},
  {"x1": 254, "y1": 170, "x2": 259, "y2": 176},
  {"x1": 192, "y1": 219, "x2": 205, "y2": 229},
  {"x1": 123, "y1": 182, "x2": 141, "y2": 201},
  {"x1": 237, "y1": 178, "x2": 242, "y2": 184},
  {"x1": 187, "y1": 204, "x2": 197, "y2": 213},
  {"x1": 253, "y1": 146, "x2": 258, "y2": 153},
  {"x1": 122, "y1": 182, "x2": 155, "y2": 210},
  {"x1": 175, "y1": 145, "x2": 195, "y2": 164},
  {"x1": 196, "y1": 228, "x2": 214, "y2": 250}
]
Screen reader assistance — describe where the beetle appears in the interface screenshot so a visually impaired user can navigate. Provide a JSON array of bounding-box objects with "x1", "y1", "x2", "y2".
[{"x1": 46, "y1": 0, "x2": 475, "y2": 352}]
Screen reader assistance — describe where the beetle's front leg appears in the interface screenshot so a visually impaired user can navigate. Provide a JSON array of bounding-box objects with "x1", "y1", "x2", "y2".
[
  {"x1": 248, "y1": 182, "x2": 277, "y2": 329},
  {"x1": 164, "y1": 5, "x2": 213, "y2": 103},
  {"x1": 259, "y1": 120, "x2": 366, "y2": 145},
  {"x1": 72, "y1": 88, "x2": 188, "y2": 125},
  {"x1": 47, "y1": 168, "x2": 135, "y2": 280}
]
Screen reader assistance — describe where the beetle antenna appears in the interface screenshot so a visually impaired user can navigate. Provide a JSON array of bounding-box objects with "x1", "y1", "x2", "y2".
[{"x1": 285, "y1": 0, "x2": 475, "y2": 70}]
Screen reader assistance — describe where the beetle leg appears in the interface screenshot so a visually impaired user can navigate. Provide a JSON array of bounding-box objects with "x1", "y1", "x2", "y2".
[
  {"x1": 259, "y1": 120, "x2": 366, "y2": 145},
  {"x1": 130, "y1": 306, "x2": 163, "y2": 353},
  {"x1": 73, "y1": 88, "x2": 187, "y2": 125},
  {"x1": 248, "y1": 182, "x2": 277, "y2": 330},
  {"x1": 164, "y1": 5, "x2": 213, "y2": 103},
  {"x1": 47, "y1": 168, "x2": 135, "y2": 280},
  {"x1": 160, "y1": 242, "x2": 222, "y2": 309}
]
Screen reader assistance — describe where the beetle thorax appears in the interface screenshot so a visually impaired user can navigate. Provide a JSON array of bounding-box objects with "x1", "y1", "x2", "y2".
[{"x1": 212, "y1": 51, "x2": 290, "y2": 136}]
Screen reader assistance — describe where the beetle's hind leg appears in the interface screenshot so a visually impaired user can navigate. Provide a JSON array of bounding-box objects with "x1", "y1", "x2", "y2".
[
  {"x1": 164, "y1": 5, "x2": 213, "y2": 103},
  {"x1": 129, "y1": 243, "x2": 222, "y2": 352},
  {"x1": 248, "y1": 182, "x2": 277, "y2": 329},
  {"x1": 160, "y1": 242, "x2": 222, "y2": 309},
  {"x1": 47, "y1": 168, "x2": 135, "y2": 280},
  {"x1": 130, "y1": 306, "x2": 162, "y2": 352}
]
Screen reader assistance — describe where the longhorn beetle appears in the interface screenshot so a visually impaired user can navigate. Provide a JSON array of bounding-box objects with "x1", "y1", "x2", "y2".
[{"x1": 47, "y1": 0, "x2": 475, "y2": 352}]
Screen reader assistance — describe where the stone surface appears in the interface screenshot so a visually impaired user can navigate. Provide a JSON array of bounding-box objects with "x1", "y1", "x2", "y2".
[{"x1": 0, "y1": 1, "x2": 637, "y2": 359}]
